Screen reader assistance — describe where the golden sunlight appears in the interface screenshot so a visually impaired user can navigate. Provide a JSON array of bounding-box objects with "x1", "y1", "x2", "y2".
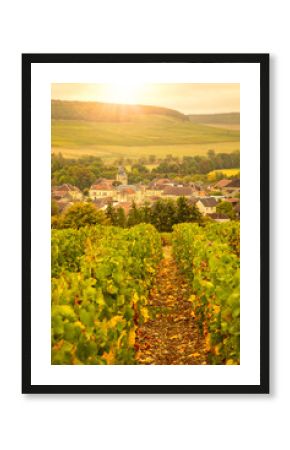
[
  {"x1": 102, "y1": 82, "x2": 144, "y2": 105},
  {"x1": 52, "y1": 83, "x2": 240, "y2": 114}
]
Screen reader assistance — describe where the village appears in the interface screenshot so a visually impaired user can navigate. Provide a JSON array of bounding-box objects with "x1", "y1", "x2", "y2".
[{"x1": 52, "y1": 166, "x2": 240, "y2": 222}]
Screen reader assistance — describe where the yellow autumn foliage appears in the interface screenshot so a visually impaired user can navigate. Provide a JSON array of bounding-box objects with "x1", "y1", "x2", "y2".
[
  {"x1": 213, "y1": 305, "x2": 220, "y2": 314},
  {"x1": 102, "y1": 349, "x2": 115, "y2": 365},
  {"x1": 205, "y1": 333, "x2": 211, "y2": 352},
  {"x1": 141, "y1": 307, "x2": 150, "y2": 322},
  {"x1": 106, "y1": 315, "x2": 124, "y2": 329},
  {"x1": 128, "y1": 327, "x2": 136, "y2": 347}
]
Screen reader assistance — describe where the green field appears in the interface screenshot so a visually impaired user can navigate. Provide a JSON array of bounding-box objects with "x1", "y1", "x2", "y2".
[
  {"x1": 207, "y1": 168, "x2": 240, "y2": 180},
  {"x1": 189, "y1": 113, "x2": 240, "y2": 131},
  {"x1": 52, "y1": 141, "x2": 240, "y2": 162},
  {"x1": 51, "y1": 101, "x2": 240, "y2": 160}
]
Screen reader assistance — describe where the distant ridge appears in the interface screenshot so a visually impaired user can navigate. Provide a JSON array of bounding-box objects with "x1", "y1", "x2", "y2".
[{"x1": 52, "y1": 99, "x2": 189, "y2": 122}]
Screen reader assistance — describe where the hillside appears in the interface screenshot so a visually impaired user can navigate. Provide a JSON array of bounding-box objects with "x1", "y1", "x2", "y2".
[
  {"x1": 188, "y1": 113, "x2": 240, "y2": 131},
  {"x1": 52, "y1": 99, "x2": 188, "y2": 122},
  {"x1": 51, "y1": 100, "x2": 240, "y2": 160}
]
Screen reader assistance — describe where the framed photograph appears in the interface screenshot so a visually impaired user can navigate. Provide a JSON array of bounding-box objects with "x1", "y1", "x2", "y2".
[{"x1": 22, "y1": 53, "x2": 269, "y2": 394}]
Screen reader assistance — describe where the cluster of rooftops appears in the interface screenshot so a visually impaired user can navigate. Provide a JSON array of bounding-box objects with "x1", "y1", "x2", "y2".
[{"x1": 52, "y1": 167, "x2": 240, "y2": 221}]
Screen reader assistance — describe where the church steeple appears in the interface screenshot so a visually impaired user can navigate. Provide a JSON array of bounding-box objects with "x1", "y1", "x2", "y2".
[{"x1": 116, "y1": 166, "x2": 128, "y2": 185}]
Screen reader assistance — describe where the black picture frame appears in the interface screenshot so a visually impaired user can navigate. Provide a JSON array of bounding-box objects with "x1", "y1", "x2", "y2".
[{"x1": 22, "y1": 53, "x2": 269, "y2": 394}]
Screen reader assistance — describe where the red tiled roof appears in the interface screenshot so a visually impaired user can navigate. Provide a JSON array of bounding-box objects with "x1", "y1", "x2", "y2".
[
  {"x1": 214, "y1": 179, "x2": 232, "y2": 188},
  {"x1": 198, "y1": 197, "x2": 218, "y2": 207},
  {"x1": 90, "y1": 178, "x2": 115, "y2": 190},
  {"x1": 162, "y1": 186, "x2": 193, "y2": 196},
  {"x1": 226, "y1": 179, "x2": 240, "y2": 188},
  {"x1": 117, "y1": 188, "x2": 135, "y2": 195},
  {"x1": 52, "y1": 184, "x2": 81, "y2": 192},
  {"x1": 223, "y1": 198, "x2": 240, "y2": 203}
]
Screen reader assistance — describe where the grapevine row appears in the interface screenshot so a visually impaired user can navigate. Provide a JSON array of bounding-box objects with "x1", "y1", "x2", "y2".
[
  {"x1": 51, "y1": 224, "x2": 162, "y2": 365},
  {"x1": 172, "y1": 223, "x2": 240, "y2": 364}
]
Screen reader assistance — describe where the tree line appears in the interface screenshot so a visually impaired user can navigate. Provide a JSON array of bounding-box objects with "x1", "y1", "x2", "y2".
[
  {"x1": 52, "y1": 197, "x2": 203, "y2": 232},
  {"x1": 51, "y1": 150, "x2": 240, "y2": 190}
]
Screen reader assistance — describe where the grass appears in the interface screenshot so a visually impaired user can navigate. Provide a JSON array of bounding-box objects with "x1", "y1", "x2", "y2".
[
  {"x1": 52, "y1": 142, "x2": 240, "y2": 162},
  {"x1": 189, "y1": 113, "x2": 240, "y2": 131},
  {"x1": 52, "y1": 114, "x2": 240, "y2": 160},
  {"x1": 52, "y1": 116, "x2": 239, "y2": 147}
]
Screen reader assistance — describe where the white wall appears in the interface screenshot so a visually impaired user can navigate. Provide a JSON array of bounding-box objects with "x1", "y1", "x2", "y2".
[{"x1": 0, "y1": 1, "x2": 287, "y2": 449}]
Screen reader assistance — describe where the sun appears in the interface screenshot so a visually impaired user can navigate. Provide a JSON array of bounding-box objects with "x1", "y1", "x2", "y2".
[{"x1": 104, "y1": 82, "x2": 143, "y2": 105}]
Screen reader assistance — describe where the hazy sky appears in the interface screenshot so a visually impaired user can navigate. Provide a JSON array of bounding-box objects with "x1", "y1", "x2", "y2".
[{"x1": 51, "y1": 83, "x2": 240, "y2": 114}]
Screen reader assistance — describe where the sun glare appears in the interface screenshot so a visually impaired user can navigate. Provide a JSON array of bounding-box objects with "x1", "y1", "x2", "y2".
[{"x1": 103, "y1": 82, "x2": 143, "y2": 105}]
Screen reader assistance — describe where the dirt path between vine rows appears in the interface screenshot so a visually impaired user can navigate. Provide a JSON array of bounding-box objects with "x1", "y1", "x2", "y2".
[{"x1": 135, "y1": 246, "x2": 208, "y2": 365}]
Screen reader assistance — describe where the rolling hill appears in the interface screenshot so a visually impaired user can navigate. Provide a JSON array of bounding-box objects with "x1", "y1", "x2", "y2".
[
  {"x1": 188, "y1": 113, "x2": 240, "y2": 130},
  {"x1": 51, "y1": 100, "x2": 240, "y2": 161},
  {"x1": 52, "y1": 100, "x2": 188, "y2": 122}
]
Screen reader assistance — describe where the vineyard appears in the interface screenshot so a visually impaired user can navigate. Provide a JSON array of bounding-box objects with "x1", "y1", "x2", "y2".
[
  {"x1": 51, "y1": 224, "x2": 162, "y2": 364},
  {"x1": 51, "y1": 222, "x2": 240, "y2": 365},
  {"x1": 172, "y1": 223, "x2": 240, "y2": 364}
]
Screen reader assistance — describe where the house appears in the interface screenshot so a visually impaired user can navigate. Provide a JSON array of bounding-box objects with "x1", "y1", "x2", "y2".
[
  {"x1": 148, "y1": 178, "x2": 177, "y2": 191},
  {"x1": 89, "y1": 179, "x2": 116, "y2": 200},
  {"x1": 144, "y1": 186, "x2": 163, "y2": 198},
  {"x1": 196, "y1": 197, "x2": 218, "y2": 215},
  {"x1": 115, "y1": 185, "x2": 144, "y2": 203},
  {"x1": 188, "y1": 182, "x2": 208, "y2": 197},
  {"x1": 226, "y1": 179, "x2": 240, "y2": 189},
  {"x1": 52, "y1": 184, "x2": 83, "y2": 201},
  {"x1": 162, "y1": 186, "x2": 194, "y2": 199},
  {"x1": 223, "y1": 179, "x2": 240, "y2": 197},
  {"x1": 212, "y1": 179, "x2": 232, "y2": 190},
  {"x1": 207, "y1": 213, "x2": 230, "y2": 223},
  {"x1": 116, "y1": 166, "x2": 128, "y2": 185}
]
